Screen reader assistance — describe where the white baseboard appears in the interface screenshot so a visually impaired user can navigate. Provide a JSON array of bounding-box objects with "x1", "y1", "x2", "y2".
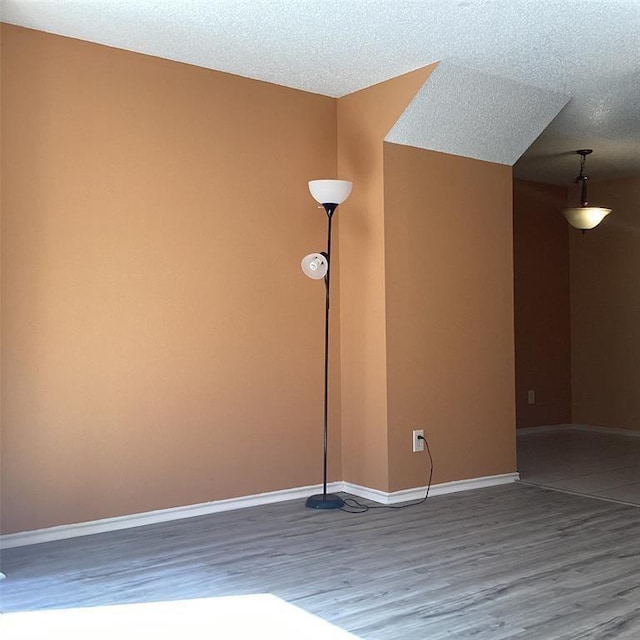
[
  {"x1": 517, "y1": 424, "x2": 640, "y2": 438},
  {"x1": 572, "y1": 424, "x2": 640, "y2": 438},
  {"x1": 1, "y1": 473, "x2": 519, "y2": 549},
  {"x1": 516, "y1": 424, "x2": 573, "y2": 434},
  {"x1": 344, "y1": 473, "x2": 519, "y2": 505},
  {"x1": 0, "y1": 482, "x2": 342, "y2": 549}
]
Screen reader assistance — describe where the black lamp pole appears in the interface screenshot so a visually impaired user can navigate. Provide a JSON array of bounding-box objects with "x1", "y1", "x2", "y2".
[{"x1": 305, "y1": 202, "x2": 344, "y2": 510}]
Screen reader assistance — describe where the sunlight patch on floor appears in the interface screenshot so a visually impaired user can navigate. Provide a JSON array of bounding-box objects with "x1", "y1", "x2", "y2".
[{"x1": 0, "y1": 594, "x2": 360, "y2": 639}]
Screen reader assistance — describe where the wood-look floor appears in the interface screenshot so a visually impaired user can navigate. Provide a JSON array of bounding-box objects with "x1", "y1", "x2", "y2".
[
  {"x1": 518, "y1": 428, "x2": 640, "y2": 506},
  {"x1": 2, "y1": 483, "x2": 640, "y2": 639}
]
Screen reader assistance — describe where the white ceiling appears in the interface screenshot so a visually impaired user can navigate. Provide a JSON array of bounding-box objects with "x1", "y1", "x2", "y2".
[
  {"x1": 386, "y1": 61, "x2": 570, "y2": 166},
  {"x1": 2, "y1": 0, "x2": 639, "y2": 184}
]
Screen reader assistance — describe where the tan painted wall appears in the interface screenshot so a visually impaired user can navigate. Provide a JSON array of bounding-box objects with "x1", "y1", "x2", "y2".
[
  {"x1": 384, "y1": 144, "x2": 516, "y2": 490},
  {"x1": 0, "y1": 25, "x2": 338, "y2": 534},
  {"x1": 336, "y1": 66, "x2": 436, "y2": 491},
  {"x1": 0, "y1": 22, "x2": 4, "y2": 534},
  {"x1": 513, "y1": 180, "x2": 571, "y2": 428},
  {"x1": 571, "y1": 175, "x2": 640, "y2": 432},
  {"x1": 1, "y1": 26, "x2": 522, "y2": 534}
]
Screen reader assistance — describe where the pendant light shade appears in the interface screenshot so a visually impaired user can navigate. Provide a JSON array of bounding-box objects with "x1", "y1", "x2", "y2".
[
  {"x1": 308, "y1": 180, "x2": 352, "y2": 205},
  {"x1": 562, "y1": 206, "x2": 611, "y2": 231},
  {"x1": 562, "y1": 150, "x2": 612, "y2": 231}
]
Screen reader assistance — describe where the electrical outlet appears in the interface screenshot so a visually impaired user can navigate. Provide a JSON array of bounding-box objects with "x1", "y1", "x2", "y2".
[
  {"x1": 412, "y1": 429, "x2": 425, "y2": 453},
  {"x1": 528, "y1": 389, "x2": 535, "y2": 404}
]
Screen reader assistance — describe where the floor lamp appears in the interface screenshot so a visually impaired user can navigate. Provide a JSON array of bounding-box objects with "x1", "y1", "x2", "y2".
[{"x1": 301, "y1": 179, "x2": 352, "y2": 510}]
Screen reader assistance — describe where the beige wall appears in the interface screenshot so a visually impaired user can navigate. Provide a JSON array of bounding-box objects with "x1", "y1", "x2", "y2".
[
  {"x1": 336, "y1": 66, "x2": 436, "y2": 491},
  {"x1": 1, "y1": 26, "x2": 522, "y2": 535},
  {"x1": 1, "y1": 25, "x2": 338, "y2": 534},
  {"x1": 571, "y1": 175, "x2": 640, "y2": 431},
  {"x1": 513, "y1": 180, "x2": 571, "y2": 428},
  {"x1": 0, "y1": 21, "x2": 4, "y2": 534},
  {"x1": 384, "y1": 144, "x2": 516, "y2": 490}
]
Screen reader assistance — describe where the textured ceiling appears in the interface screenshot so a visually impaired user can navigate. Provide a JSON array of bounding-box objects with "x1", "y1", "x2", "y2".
[
  {"x1": 2, "y1": 0, "x2": 639, "y2": 184},
  {"x1": 386, "y1": 61, "x2": 570, "y2": 166}
]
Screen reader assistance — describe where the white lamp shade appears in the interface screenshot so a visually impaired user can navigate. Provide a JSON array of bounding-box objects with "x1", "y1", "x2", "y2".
[
  {"x1": 301, "y1": 253, "x2": 328, "y2": 279},
  {"x1": 308, "y1": 180, "x2": 352, "y2": 205},
  {"x1": 562, "y1": 206, "x2": 612, "y2": 230}
]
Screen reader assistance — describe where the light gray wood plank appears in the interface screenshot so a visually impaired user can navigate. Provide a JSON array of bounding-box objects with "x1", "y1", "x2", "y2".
[
  {"x1": 518, "y1": 428, "x2": 640, "y2": 506},
  {"x1": 2, "y1": 484, "x2": 640, "y2": 639}
]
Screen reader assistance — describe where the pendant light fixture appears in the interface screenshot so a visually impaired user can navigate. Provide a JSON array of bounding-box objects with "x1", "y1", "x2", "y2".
[{"x1": 562, "y1": 149, "x2": 611, "y2": 232}]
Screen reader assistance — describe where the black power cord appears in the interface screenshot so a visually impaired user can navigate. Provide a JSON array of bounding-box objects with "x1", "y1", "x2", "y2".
[{"x1": 339, "y1": 435, "x2": 434, "y2": 514}]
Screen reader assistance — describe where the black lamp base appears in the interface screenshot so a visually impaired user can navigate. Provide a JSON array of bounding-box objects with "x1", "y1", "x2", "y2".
[{"x1": 305, "y1": 493, "x2": 345, "y2": 510}]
